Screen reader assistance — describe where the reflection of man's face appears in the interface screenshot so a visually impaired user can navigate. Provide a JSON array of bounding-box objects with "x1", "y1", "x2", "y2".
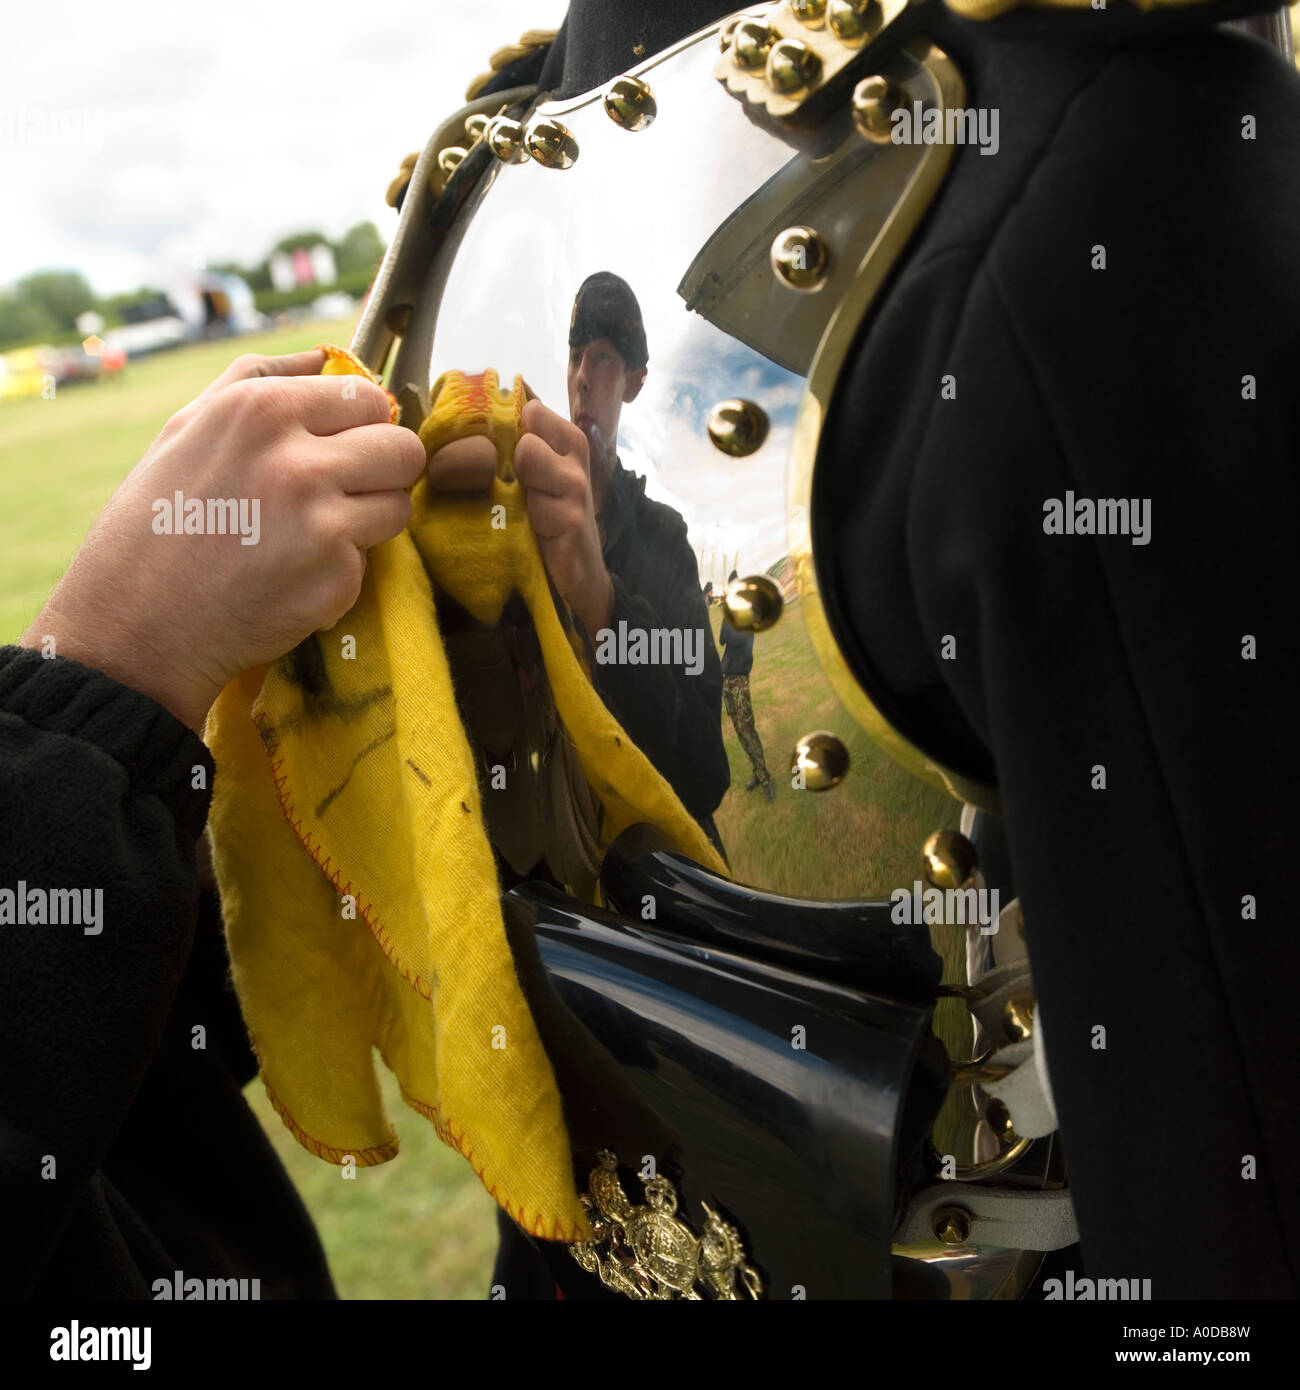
[{"x1": 567, "y1": 336, "x2": 647, "y2": 465}]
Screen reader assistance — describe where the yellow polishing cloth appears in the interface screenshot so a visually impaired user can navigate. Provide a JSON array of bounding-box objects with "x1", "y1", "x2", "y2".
[{"x1": 206, "y1": 352, "x2": 727, "y2": 1243}]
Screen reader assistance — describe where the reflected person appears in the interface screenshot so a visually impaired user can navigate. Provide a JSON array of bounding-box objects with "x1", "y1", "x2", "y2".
[{"x1": 720, "y1": 570, "x2": 773, "y2": 802}]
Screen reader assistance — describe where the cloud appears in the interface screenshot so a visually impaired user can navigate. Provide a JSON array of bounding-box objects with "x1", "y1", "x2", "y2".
[{"x1": 0, "y1": 0, "x2": 569, "y2": 294}]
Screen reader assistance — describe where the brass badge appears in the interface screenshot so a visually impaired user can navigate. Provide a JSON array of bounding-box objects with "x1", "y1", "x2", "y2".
[{"x1": 569, "y1": 1150, "x2": 762, "y2": 1299}]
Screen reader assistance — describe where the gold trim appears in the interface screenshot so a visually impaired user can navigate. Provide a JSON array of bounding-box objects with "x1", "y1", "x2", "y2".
[{"x1": 788, "y1": 40, "x2": 1001, "y2": 814}]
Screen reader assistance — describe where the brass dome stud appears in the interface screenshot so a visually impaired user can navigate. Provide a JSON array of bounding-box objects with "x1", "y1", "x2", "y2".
[
  {"x1": 1003, "y1": 994, "x2": 1035, "y2": 1043},
  {"x1": 706, "y1": 398, "x2": 770, "y2": 457},
  {"x1": 792, "y1": 731, "x2": 850, "y2": 791},
  {"x1": 437, "y1": 146, "x2": 468, "y2": 179},
  {"x1": 921, "y1": 829, "x2": 978, "y2": 890},
  {"x1": 790, "y1": 0, "x2": 828, "y2": 26},
  {"x1": 464, "y1": 112, "x2": 491, "y2": 143},
  {"x1": 932, "y1": 1206, "x2": 972, "y2": 1245},
  {"x1": 604, "y1": 75, "x2": 657, "y2": 131},
  {"x1": 525, "y1": 117, "x2": 580, "y2": 169},
  {"x1": 732, "y1": 18, "x2": 776, "y2": 70},
  {"x1": 723, "y1": 575, "x2": 784, "y2": 633},
  {"x1": 767, "y1": 38, "x2": 821, "y2": 96},
  {"x1": 985, "y1": 1099, "x2": 1017, "y2": 1144},
  {"x1": 771, "y1": 225, "x2": 831, "y2": 292},
  {"x1": 828, "y1": 0, "x2": 882, "y2": 42},
  {"x1": 485, "y1": 115, "x2": 527, "y2": 162},
  {"x1": 853, "y1": 74, "x2": 904, "y2": 144}
]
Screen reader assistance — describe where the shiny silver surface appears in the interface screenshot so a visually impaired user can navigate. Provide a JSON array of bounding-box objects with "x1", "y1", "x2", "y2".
[{"x1": 386, "y1": 23, "x2": 965, "y2": 907}]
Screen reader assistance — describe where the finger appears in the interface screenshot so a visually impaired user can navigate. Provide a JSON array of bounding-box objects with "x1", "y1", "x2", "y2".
[
  {"x1": 258, "y1": 374, "x2": 394, "y2": 437},
  {"x1": 426, "y1": 435, "x2": 497, "y2": 492},
  {"x1": 524, "y1": 489, "x2": 579, "y2": 541},
  {"x1": 521, "y1": 397, "x2": 588, "y2": 463},
  {"x1": 191, "y1": 349, "x2": 327, "y2": 409},
  {"x1": 316, "y1": 423, "x2": 428, "y2": 494},
  {"x1": 337, "y1": 489, "x2": 415, "y2": 551},
  {"x1": 515, "y1": 433, "x2": 583, "y2": 499}
]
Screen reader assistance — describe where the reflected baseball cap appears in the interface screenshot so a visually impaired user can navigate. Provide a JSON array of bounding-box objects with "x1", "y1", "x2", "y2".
[{"x1": 569, "y1": 272, "x2": 648, "y2": 371}]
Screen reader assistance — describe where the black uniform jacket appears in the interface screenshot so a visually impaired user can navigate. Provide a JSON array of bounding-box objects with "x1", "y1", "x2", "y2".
[
  {"x1": 500, "y1": 0, "x2": 1300, "y2": 1298},
  {"x1": 0, "y1": 647, "x2": 335, "y2": 1299}
]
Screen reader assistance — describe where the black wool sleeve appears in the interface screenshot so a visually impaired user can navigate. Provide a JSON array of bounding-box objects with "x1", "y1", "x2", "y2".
[{"x1": 0, "y1": 645, "x2": 214, "y2": 1293}]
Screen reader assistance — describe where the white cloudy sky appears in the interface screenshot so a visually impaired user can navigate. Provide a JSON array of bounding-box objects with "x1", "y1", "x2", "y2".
[{"x1": 0, "y1": 0, "x2": 569, "y2": 297}]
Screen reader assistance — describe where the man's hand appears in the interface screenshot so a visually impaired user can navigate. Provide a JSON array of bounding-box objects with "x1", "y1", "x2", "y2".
[
  {"x1": 22, "y1": 350, "x2": 427, "y2": 732},
  {"x1": 514, "y1": 399, "x2": 613, "y2": 635},
  {"x1": 425, "y1": 396, "x2": 614, "y2": 635}
]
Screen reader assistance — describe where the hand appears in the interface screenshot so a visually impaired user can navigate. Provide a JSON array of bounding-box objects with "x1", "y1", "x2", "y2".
[
  {"x1": 424, "y1": 397, "x2": 614, "y2": 634},
  {"x1": 514, "y1": 398, "x2": 613, "y2": 635},
  {"x1": 22, "y1": 350, "x2": 427, "y2": 732}
]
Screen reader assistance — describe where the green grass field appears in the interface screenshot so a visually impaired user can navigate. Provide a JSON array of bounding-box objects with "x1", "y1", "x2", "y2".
[{"x1": 0, "y1": 319, "x2": 978, "y2": 1297}]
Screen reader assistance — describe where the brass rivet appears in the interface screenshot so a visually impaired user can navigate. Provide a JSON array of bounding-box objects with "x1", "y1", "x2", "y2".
[
  {"x1": 706, "y1": 398, "x2": 770, "y2": 457},
  {"x1": 723, "y1": 575, "x2": 784, "y2": 633},
  {"x1": 853, "y1": 74, "x2": 904, "y2": 143},
  {"x1": 384, "y1": 304, "x2": 413, "y2": 336},
  {"x1": 793, "y1": 731, "x2": 850, "y2": 792},
  {"x1": 437, "y1": 145, "x2": 468, "y2": 178},
  {"x1": 986, "y1": 1099, "x2": 1017, "y2": 1143},
  {"x1": 932, "y1": 1206, "x2": 972, "y2": 1245},
  {"x1": 1004, "y1": 994, "x2": 1035, "y2": 1043},
  {"x1": 828, "y1": 0, "x2": 882, "y2": 42},
  {"x1": 921, "y1": 830, "x2": 978, "y2": 890},
  {"x1": 790, "y1": 0, "x2": 828, "y2": 26},
  {"x1": 767, "y1": 38, "x2": 821, "y2": 96},
  {"x1": 525, "y1": 117, "x2": 579, "y2": 169},
  {"x1": 603, "y1": 75, "x2": 657, "y2": 131},
  {"x1": 464, "y1": 112, "x2": 490, "y2": 143},
  {"x1": 732, "y1": 18, "x2": 775, "y2": 70},
  {"x1": 486, "y1": 115, "x2": 527, "y2": 162},
  {"x1": 771, "y1": 226, "x2": 831, "y2": 292}
]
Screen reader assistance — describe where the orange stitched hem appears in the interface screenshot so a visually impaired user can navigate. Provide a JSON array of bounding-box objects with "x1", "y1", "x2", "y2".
[
  {"x1": 254, "y1": 713, "x2": 433, "y2": 1002},
  {"x1": 262, "y1": 1076, "x2": 399, "y2": 1166},
  {"x1": 388, "y1": 1070, "x2": 588, "y2": 1246}
]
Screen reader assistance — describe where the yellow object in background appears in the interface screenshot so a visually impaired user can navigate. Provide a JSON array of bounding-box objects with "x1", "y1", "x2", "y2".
[{"x1": 207, "y1": 354, "x2": 725, "y2": 1244}]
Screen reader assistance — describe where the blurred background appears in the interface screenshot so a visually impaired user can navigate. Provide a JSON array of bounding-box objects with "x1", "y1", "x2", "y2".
[{"x1": 0, "y1": 0, "x2": 571, "y2": 1300}]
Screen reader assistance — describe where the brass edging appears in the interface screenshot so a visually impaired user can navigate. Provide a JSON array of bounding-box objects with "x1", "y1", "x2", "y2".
[{"x1": 788, "y1": 39, "x2": 1001, "y2": 814}]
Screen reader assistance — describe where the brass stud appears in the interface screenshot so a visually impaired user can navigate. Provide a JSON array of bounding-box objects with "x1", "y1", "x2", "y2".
[
  {"x1": 384, "y1": 304, "x2": 413, "y2": 336},
  {"x1": 932, "y1": 1206, "x2": 972, "y2": 1245},
  {"x1": 985, "y1": 1098, "x2": 1017, "y2": 1144},
  {"x1": 789, "y1": 0, "x2": 828, "y2": 26},
  {"x1": 767, "y1": 38, "x2": 821, "y2": 96},
  {"x1": 828, "y1": 0, "x2": 882, "y2": 42},
  {"x1": 525, "y1": 117, "x2": 579, "y2": 169},
  {"x1": 706, "y1": 398, "x2": 770, "y2": 457},
  {"x1": 723, "y1": 575, "x2": 784, "y2": 633},
  {"x1": 921, "y1": 830, "x2": 978, "y2": 890},
  {"x1": 732, "y1": 18, "x2": 775, "y2": 71},
  {"x1": 853, "y1": 74, "x2": 904, "y2": 143},
  {"x1": 437, "y1": 145, "x2": 468, "y2": 178},
  {"x1": 486, "y1": 115, "x2": 527, "y2": 162},
  {"x1": 464, "y1": 112, "x2": 490, "y2": 143},
  {"x1": 793, "y1": 731, "x2": 850, "y2": 792},
  {"x1": 1003, "y1": 994, "x2": 1035, "y2": 1043},
  {"x1": 604, "y1": 75, "x2": 657, "y2": 131},
  {"x1": 771, "y1": 226, "x2": 831, "y2": 292}
]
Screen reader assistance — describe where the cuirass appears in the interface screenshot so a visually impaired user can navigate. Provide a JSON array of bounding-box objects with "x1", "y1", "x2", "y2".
[{"x1": 352, "y1": 1, "x2": 1068, "y2": 1299}]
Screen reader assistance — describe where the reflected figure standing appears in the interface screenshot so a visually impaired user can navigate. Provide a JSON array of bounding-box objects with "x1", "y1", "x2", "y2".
[{"x1": 720, "y1": 570, "x2": 773, "y2": 802}]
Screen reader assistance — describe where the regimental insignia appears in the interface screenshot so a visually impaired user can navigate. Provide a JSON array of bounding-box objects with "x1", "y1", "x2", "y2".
[{"x1": 569, "y1": 1149, "x2": 763, "y2": 1300}]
